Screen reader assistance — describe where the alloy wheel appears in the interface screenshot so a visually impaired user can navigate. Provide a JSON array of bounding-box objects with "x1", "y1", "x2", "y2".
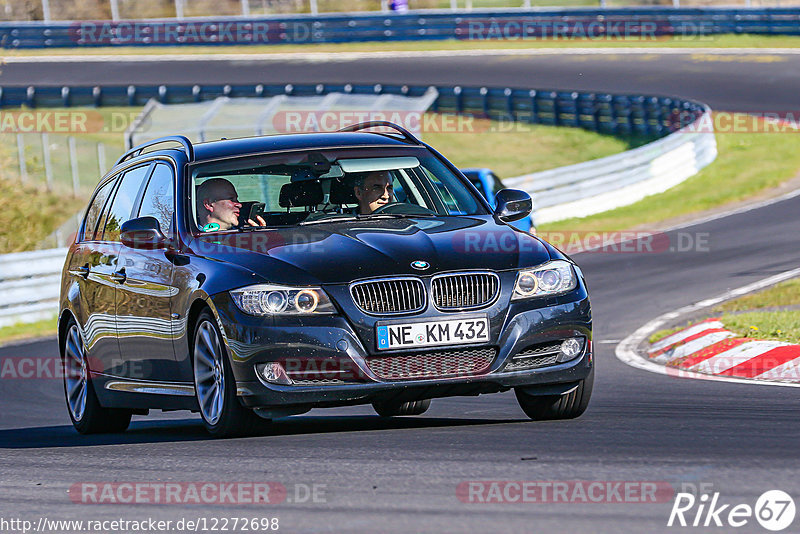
[
  {"x1": 194, "y1": 320, "x2": 226, "y2": 425},
  {"x1": 63, "y1": 324, "x2": 88, "y2": 422}
]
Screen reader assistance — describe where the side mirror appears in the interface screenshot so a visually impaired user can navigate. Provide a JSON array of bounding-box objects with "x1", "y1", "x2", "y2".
[
  {"x1": 121, "y1": 216, "x2": 167, "y2": 249},
  {"x1": 494, "y1": 189, "x2": 532, "y2": 223}
]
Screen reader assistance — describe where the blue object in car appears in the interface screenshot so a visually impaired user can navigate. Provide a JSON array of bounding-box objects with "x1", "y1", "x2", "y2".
[{"x1": 461, "y1": 168, "x2": 535, "y2": 233}]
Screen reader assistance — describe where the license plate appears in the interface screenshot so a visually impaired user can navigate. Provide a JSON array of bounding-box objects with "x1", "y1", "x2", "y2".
[{"x1": 376, "y1": 316, "x2": 490, "y2": 350}]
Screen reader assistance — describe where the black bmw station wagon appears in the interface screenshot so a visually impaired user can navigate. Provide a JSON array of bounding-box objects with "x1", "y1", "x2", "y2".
[{"x1": 59, "y1": 122, "x2": 593, "y2": 437}]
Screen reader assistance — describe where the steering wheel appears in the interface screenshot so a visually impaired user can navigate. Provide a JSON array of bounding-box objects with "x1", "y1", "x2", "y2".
[{"x1": 371, "y1": 202, "x2": 437, "y2": 216}]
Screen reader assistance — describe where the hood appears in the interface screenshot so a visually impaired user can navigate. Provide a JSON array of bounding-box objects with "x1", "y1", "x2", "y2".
[{"x1": 190, "y1": 216, "x2": 552, "y2": 285}]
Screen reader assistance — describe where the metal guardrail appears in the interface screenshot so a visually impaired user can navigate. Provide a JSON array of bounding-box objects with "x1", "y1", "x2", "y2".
[
  {"x1": 1, "y1": 7, "x2": 800, "y2": 48},
  {"x1": 0, "y1": 248, "x2": 67, "y2": 328},
  {"x1": 505, "y1": 106, "x2": 717, "y2": 223},
  {"x1": 0, "y1": 81, "x2": 715, "y2": 326}
]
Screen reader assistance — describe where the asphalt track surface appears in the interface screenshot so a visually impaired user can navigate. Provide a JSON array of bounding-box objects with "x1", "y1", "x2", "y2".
[{"x1": 1, "y1": 51, "x2": 800, "y2": 533}]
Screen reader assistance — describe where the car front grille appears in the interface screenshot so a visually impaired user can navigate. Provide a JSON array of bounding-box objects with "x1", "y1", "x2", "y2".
[
  {"x1": 366, "y1": 347, "x2": 496, "y2": 381},
  {"x1": 351, "y1": 278, "x2": 426, "y2": 315},
  {"x1": 432, "y1": 272, "x2": 500, "y2": 310},
  {"x1": 503, "y1": 341, "x2": 561, "y2": 372}
]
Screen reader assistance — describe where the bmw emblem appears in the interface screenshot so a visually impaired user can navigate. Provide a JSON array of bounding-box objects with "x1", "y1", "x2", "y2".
[{"x1": 411, "y1": 260, "x2": 430, "y2": 271}]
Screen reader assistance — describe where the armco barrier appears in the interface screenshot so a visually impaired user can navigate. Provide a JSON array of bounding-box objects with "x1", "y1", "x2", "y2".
[
  {"x1": 505, "y1": 106, "x2": 717, "y2": 223},
  {"x1": 0, "y1": 248, "x2": 67, "y2": 328},
  {"x1": 1, "y1": 7, "x2": 800, "y2": 49},
  {"x1": 0, "y1": 81, "x2": 715, "y2": 326}
]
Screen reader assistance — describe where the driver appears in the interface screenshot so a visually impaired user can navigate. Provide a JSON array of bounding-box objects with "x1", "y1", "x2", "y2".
[
  {"x1": 354, "y1": 170, "x2": 395, "y2": 215},
  {"x1": 196, "y1": 178, "x2": 265, "y2": 231}
]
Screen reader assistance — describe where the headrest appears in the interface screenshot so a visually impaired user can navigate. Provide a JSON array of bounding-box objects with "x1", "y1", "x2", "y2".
[
  {"x1": 329, "y1": 176, "x2": 359, "y2": 205},
  {"x1": 279, "y1": 180, "x2": 323, "y2": 208}
]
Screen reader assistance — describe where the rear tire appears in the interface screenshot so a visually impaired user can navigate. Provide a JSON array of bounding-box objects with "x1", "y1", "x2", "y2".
[
  {"x1": 192, "y1": 310, "x2": 266, "y2": 437},
  {"x1": 373, "y1": 398, "x2": 431, "y2": 417},
  {"x1": 62, "y1": 319, "x2": 132, "y2": 434},
  {"x1": 515, "y1": 368, "x2": 594, "y2": 421}
]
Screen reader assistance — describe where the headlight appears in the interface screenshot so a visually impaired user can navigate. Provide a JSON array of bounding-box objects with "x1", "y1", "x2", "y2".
[
  {"x1": 512, "y1": 260, "x2": 577, "y2": 300},
  {"x1": 230, "y1": 284, "x2": 336, "y2": 316}
]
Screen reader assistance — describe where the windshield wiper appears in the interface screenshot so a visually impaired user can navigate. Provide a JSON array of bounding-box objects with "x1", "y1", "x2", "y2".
[
  {"x1": 298, "y1": 216, "x2": 361, "y2": 226},
  {"x1": 298, "y1": 213, "x2": 437, "y2": 226}
]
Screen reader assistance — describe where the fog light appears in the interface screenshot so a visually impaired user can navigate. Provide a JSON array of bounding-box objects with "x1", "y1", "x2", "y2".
[
  {"x1": 260, "y1": 362, "x2": 292, "y2": 385},
  {"x1": 558, "y1": 337, "x2": 584, "y2": 363}
]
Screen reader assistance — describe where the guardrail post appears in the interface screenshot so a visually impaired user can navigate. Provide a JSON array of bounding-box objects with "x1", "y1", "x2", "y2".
[
  {"x1": 92, "y1": 86, "x2": 101, "y2": 107},
  {"x1": 61, "y1": 86, "x2": 70, "y2": 107},
  {"x1": 110, "y1": 0, "x2": 120, "y2": 21},
  {"x1": 454, "y1": 86, "x2": 463, "y2": 114},
  {"x1": 504, "y1": 88, "x2": 513, "y2": 118},
  {"x1": 97, "y1": 143, "x2": 107, "y2": 177},
  {"x1": 41, "y1": 0, "x2": 51, "y2": 21},
  {"x1": 42, "y1": 133, "x2": 54, "y2": 191},
  {"x1": 26, "y1": 86, "x2": 35, "y2": 108},
  {"x1": 68, "y1": 137, "x2": 80, "y2": 197},
  {"x1": 551, "y1": 92, "x2": 561, "y2": 126},
  {"x1": 241, "y1": 0, "x2": 251, "y2": 17},
  {"x1": 16, "y1": 134, "x2": 28, "y2": 183},
  {"x1": 175, "y1": 0, "x2": 185, "y2": 19},
  {"x1": 310, "y1": 0, "x2": 319, "y2": 15},
  {"x1": 127, "y1": 85, "x2": 137, "y2": 106},
  {"x1": 529, "y1": 90, "x2": 538, "y2": 124}
]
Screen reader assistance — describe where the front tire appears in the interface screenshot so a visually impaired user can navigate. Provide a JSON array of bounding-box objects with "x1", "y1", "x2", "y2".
[
  {"x1": 373, "y1": 398, "x2": 431, "y2": 417},
  {"x1": 192, "y1": 310, "x2": 265, "y2": 437},
  {"x1": 62, "y1": 319, "x2": 132, "y2": 434},
  {"x1": 515, "y1": 368, "x2": 594, "y2": 421}
]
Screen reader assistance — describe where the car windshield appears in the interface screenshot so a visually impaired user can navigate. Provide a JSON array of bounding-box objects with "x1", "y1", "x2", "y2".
[{"x1": 190, "y1": 147, "x2": 486, "y2": 232}]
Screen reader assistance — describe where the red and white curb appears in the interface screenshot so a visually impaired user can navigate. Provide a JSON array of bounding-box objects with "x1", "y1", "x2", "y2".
[
  {"x1": 647, "y1": 318, "x2": 800, "y2": 382},
  {"x1": 616, "y1": 267, "x2": 800, "y2": 387}
]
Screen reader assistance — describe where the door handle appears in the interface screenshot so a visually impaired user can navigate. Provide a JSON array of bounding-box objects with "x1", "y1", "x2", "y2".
[
  {"x1": 75, "y1": 264, "x2": 90, "y2": 279},
  {"x1": 111, "y1": 269, "x2": 127, "y2": 284}
]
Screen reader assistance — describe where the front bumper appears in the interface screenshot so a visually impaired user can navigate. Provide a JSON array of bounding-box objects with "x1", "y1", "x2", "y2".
[{"x1": 212, "y1": 289, "x2": 592, "y2": 410}]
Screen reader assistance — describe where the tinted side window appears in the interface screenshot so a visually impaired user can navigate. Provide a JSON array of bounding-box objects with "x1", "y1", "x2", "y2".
[
  {"x1": 138, "y1": 163, "x2": 175, "y2": 234},
  {"x1": 82, "y1": 178, "x2": 117, "y2": 241},
  {"x1": 102, "y1": 165, "x2": 151, "y2": 242}
]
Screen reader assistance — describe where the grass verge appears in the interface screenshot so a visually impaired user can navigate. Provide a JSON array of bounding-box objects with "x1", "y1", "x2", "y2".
[
  {"x1": 540, "y1": 113, "x2": 800, "y2": 233},
  {"x1": 713, "y1": 279, "x2": 800, "y2": 313},
  {"x1": 6, "y1": 35, "x2": 800, "y2": 57},
  {"x1": 649, "y1": 277, "x2": 800, "y2": 345},
  {"x1": 0, "y1": 318, "x2": 58, "y2": 346},
  {"x1": 722, "y1": 311, "x2": 800, "y2": 344},
  {"x1": 423, "y1": 116, "x2": 642, "y2": 177}
]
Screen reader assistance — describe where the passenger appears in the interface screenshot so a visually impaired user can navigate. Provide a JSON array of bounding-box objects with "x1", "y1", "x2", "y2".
[
  {"x1": 196, "y1": 178, "x2": 265, "y2": 231},
  {"x1": 353, "y1": 170, "x2": 395, "y2": 215}
]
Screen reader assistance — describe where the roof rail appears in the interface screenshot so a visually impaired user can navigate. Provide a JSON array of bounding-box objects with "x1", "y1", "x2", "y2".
[
  {"x1": 117, "y1": 135, "x2": 194, "y2": 166},
  {"x1": 337, "y1": 121, "x2": 423, "y2": 146}
]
